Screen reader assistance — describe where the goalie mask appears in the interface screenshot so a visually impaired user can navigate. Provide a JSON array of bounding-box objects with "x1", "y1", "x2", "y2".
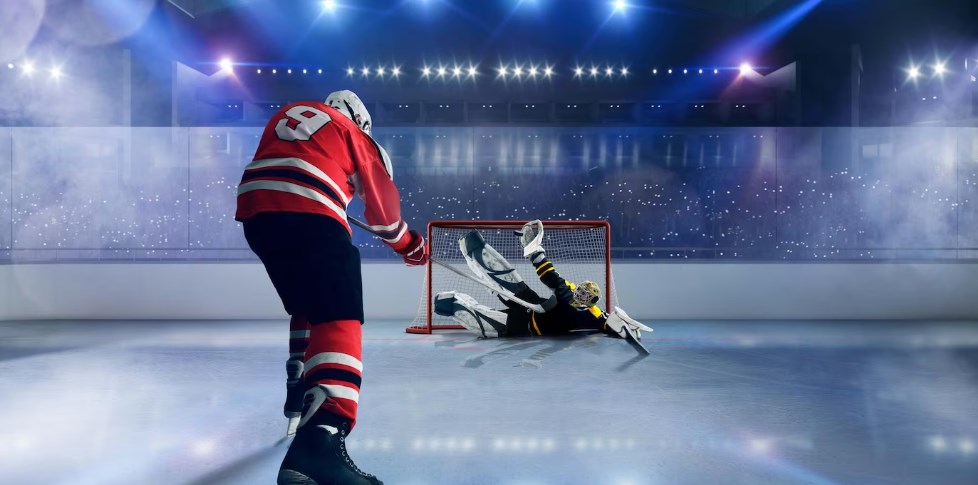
[
  {"x1": 570, "y1": 280, "x2": 601, "y2": 310},
  {"x1": 325, "y1": 89, "x2": 372, "y2": 135}
]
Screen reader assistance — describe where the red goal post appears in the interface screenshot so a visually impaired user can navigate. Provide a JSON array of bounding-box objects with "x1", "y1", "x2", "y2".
[{"x1": 406, "y1": 220, "x2": 614, "y2": 334}]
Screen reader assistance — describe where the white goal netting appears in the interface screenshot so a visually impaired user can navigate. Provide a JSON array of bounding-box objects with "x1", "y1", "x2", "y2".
[{"x1": 407, "y1": 221, "x2": 616, "y2": 334}]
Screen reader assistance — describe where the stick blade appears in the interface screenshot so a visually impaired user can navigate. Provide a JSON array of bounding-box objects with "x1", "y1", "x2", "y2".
[{"x1": 622, "y1": 325, "x2": 650, "y2": 355}]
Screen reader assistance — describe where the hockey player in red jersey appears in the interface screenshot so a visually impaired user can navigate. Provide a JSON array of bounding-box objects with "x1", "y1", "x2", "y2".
[{"x1": 236, "y1": 90, "x2": 426, "y2": 485}]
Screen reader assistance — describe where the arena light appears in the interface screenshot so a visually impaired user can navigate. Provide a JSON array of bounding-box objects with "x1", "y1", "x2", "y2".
[
  {"x1": 620, "y1": 67, "x2": 629, "y2": 76},
  {"x1": 21, "y1": 60, "x2": 34, "y2": 75},
  {"x1": 317, "y1": 68, "x2": 323, "y2": 74},
  {"x1": 377, "y1": 66, "x2": 385, "y2": 77},
  {"x1": 574, "y1": 66, "x2": 584, "y2": 78},
  {"x1": 422, "y1": 65, "x2": 432, "y2": 78},
  {"x1": 497, "y1": 64, "x2": 507, "y2": 78},
  {"x1": 467, "y1": 66, "x2": 478, "y2": 78},
  {"x1": 49, "y1": 66, "x2": 63, "y2": 80},
  {"x1": 287, "y1": 68, "x2": 292, "y2": 74},
  {"x1": 219, "y1": 57, "x2": 233, "y2": 72},
  {"x1": 698, "y1": 68, "x2": 703, "y2": 74},
  {"x1": 302, "y1": 68, "x2": 308, "y2": 74},
  {"x1": 346, "y1": 67, "x2": 354, "y2": 76},
  {"x1": 391, "y1": 66, "x2": 401, "y2": 78},
  {"x1": 361, "y1": 66, "x2": 370, "y2": 76},
  {"x1": 933, "y1": 61, "x2": 946, "y2": 77},
  {"x1": 714, "y1": 68, "x2": 719, "y2": 74},
  {"x1": 589, "y1": 67, "x2": 598, "y2": 77},
  {"x1": 543, "y1": 65, "x2": 554, "y2": 78},
  {"x1": 452, "y1": 66, "x2": 462, "y2": 78},
  {"x1": 613, "y1": 0, "x2": 627, "y2": 13},
  {"x1": 437, "y1": 66, "x2": 447, "y2": 78},
  {"x1": 271, "y1": 68, "x2": 277, "y2": 74},
  {"x1": 512, "y1": 65, "x2": 523, "y2": 78},
  {"x1": 322, "y1": 0, "x2": 336, "y2": 13},
  {"x1": 907, "y1": 65, "x2": 920, "y2": 81},
  {"x1": 739, "y1": 62, "x2": 752, "y2": 75},
  {"x1": 605, "y1": 66, "x2": 614, "y2": 77},
  {"x1": 256, "y1": 68, "x2": 261, "y2": 74},
  {"x1": 6, "y1": 63, "x2": 13, "y2": 69},
  {"x1": 667, "y1": 68, "x2": 672, "y2": 74},
  {"x1": 528, "y1": 65, "x2": 538, "y2": 78},
  {"x1": 683, "y1": 68, "x2": 688, "y2": 74},
  {"x1": 652, "y1": 68, "x2": 657, "y2": 75}
]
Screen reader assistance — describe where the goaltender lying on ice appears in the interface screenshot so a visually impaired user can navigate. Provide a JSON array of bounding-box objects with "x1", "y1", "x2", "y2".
[{"x1": 434, "y1": 220, "x2": 652, "y2": 348}]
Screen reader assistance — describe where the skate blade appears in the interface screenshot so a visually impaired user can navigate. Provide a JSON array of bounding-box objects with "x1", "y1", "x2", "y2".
[
  {"x1": 286, "y1": 417, "x2": 300, "y2": 436},
  {"x1": 277, "y1": 469, "x2": 317, "y2": 485}
]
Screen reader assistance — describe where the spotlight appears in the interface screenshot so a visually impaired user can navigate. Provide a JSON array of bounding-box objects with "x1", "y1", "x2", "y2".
[
  {"x1": 219, "y1": 58, "x2": 233, "y2": 72},
  {"x1": 322, "y1": 0, "x2": 336, "y2": 12},
  {"x1": 652, "y1": 68, "x2": 657, "y2": 75},
  {"x1": 714, "y1": 68, "x2": 719, "y2": 74},
  {"x1": 272, "y1": 68, "x2": 277, "y2": 74},
  {"x1": 621, "y1": 67, "x2": 629, "y2": 76},
  {"x1": 6, "y1": 63, "x2": 13, "y2": 69},
  {"x1": 574, "y1": 66, "x2": 583, "y2": 77},
  {"x1": 933, "y1": 61, "x2": 946, "y2": 77},
  {"x1": 317, "y1": 68, "x2": 322, "y2": 74},
  {"x1": 667, "y1": 68, "x2": 672, "y2": 74},
  {"x1": 22, "y1": 61, "x2": 34, "y2": 75},
  {"x1": 590, "y1": 67, "x2": 598, "y2": 77},
  {"x1": 698, "y1": 69, "x2": 703, "y2": 74},
  {"x1": 302, "y1": 68, "x2": 308, "y2": 74},
  {"x1": 437, "y1": 66, "x2": 447, "y2": 77},
  {"x1": 605, "y1": 67, "x2": 614, "y2": 77},
  {"x1": 422, "y1": 66, "x2": 432, "y2": 77},
  {"x1": 528, "y1": 66, "x2": 538, "y2": 77},
  {"x1": 361, "y1": 67, "x2": 370, "y2": 76},
  {"x1": 256, "y1": 68, "x2": 262, "y2": 74},
  {"x1": 287, "y1": 68, "x2": 292, "y2": 74},
  {"x1": 50, "y1": 66, "x2": 63, "y2": 80},
  {"x1": 739, "y1": 62, "x2": 752, "y2": 75},
  {"x1": 683, "y1": 68, "x2": 688, "y2": 74},
  {"x1": 452, "y1": 66, "x2": 462, "y2": 77},
  {"x1": 613, "y1": 0, "x2": 626, "y2": 12},
  {"x1": 907, "y1": 65, "x2": 920, "y2": 80},
  {"x1": 346, "y1": 67, "x2": 354, "y2": 76},
  {"x1": 543, "y1": 66, "x2": 553, "y2": 78},
  {"x1": 377, "y1": 66, "x2": 385, "y2": 76},
  {"x1": 467, "y1": 66, "x2": 477, "y2": 78},
  {"x1": 392, "y1": 66, "x2": 401, "y2": 77},
  {"x1": 513, "y1": 66, "x2": 523, "y2": 77}
]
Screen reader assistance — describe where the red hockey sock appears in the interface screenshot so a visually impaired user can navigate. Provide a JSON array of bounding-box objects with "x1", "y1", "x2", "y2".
[
  {"x1": 303, "y1": 319, "x2": 363, "y2": 430},
  {"x1": 288, "y1": 315, "x2": 310, "y2": 361}
]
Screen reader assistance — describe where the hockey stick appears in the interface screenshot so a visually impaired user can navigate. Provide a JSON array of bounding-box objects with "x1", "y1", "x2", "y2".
[{"x1": 346, "y1": 215, "x2": 545, "y2": 313}]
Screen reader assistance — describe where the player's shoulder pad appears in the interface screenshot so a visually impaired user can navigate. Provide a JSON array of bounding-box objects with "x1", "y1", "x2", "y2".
[{"x1": 362, "y1": 134, "x2": 394, "y2": 181}]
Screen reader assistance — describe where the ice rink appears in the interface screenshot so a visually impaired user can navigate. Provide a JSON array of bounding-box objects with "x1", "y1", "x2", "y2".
[{"x1": 2, "y1": 319, "x2": 977, "y2": 485}]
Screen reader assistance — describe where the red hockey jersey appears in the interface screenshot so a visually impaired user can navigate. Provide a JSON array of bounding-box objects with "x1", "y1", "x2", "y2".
[{"x1": 235, "y1": 101, "x2": 412, "y2": 251}]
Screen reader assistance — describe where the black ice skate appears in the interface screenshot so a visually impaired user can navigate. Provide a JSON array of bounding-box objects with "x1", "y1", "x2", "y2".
[
  {"x1": 284, "y1": 358, "x2": 304, "y2": 436},
  {"x1": 278, "y1": 420, "x2": 382, "y2": 485}
]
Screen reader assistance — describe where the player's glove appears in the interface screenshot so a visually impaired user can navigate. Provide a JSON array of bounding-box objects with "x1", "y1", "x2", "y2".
[
  {"x1": 397, "y1": 230, "x2": 428, "y2": 266},
  {"x1": 515, "y1": 219, "x2": 545, "y2": 257},
  {"x1": 604, "y1": 307, "x2": 654, "y2": 340}
]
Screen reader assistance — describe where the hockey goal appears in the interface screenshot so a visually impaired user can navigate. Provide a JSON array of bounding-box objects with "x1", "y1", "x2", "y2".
[{"x1": 406, "y1": 220, "x2": 616, "y2": 334}]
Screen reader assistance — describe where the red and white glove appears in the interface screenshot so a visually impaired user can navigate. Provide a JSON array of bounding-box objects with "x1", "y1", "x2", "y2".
[{"x1": 397, "y1": 230, "x2": 428, "y2": 266}]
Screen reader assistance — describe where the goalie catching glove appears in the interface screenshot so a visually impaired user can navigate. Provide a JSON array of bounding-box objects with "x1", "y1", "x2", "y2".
[
  {"x1": 397, "y1": 229, "x2": 428, "y2": 266},
  {"x1": 515, "y1": 219, "x2": 545, "y2": 258},
  {"x1": 605, "y1": 306, "x2": 654, "y2": 340}
]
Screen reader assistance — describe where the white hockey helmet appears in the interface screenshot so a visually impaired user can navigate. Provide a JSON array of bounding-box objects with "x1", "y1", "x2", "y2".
[{"x1": 325, "y1": 90, "x2": 372, "y2": 135}]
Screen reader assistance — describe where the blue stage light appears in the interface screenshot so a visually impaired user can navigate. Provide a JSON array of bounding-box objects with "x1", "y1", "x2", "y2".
[
  {"x1": 361, "y1": 67, "x2": 370, "y2": 76},
  {"x1": 590, "y1": 67, "x2": 599, "y2": 77},
  {"x1": 467, "y1": 66, "x2": 478, "y2": 78},
  {"x1": 422, "y1": 66, "x2": 432, "y2": 78},
  {"x1": 652, "y1": 68, "x2": 657, "y2": 75},
  {"x1": 574, "y1": 66, "x2": 583, "y2": 78},
  {"x1": 346, "y1": 67, "x2": 354, "y2": 76},
  {"x1": 322, "y1": 0, "x2": 336, "y2": 13},
  {"x1": 21, "y1": 61, "x2": 34, "y2": 76},
  {"x1": 391, "y1": 66, "x2": 401, "y2": 77},
  {"x1": 613, "y1": 0, "x2": 627, "y2": 12},
  {"x1": 377, "y1": 66, "x2": 385, "y2": 77},
  {"x1": 907, "y1": 65, "x2": 920, "y2": 81},
  {"x1": 543, "y1": 66, "x2": 554, "y2": 78},
  {"x1": 739, "y1": 62, "x2": 752, "y2": 75},
  {"x1": 621, "y1": 67, "x2": 629, "y2": 76},
  {"x1": 437, "y1": 66, "x2": 447, "y2": 78},
  {"x1": 933, "y1": 61, "x2": 946, "y2": 77},
  {"x1": 219, "y1": 58, "x2": 233, "y2": 72}
]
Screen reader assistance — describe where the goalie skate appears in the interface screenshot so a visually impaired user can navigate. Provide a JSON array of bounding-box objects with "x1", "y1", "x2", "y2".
[
  {"x1": 459, "y1": 230, "x2": 525, "y2": 296},
  {"x1": 434, "y1": 291, "x2": 507, "y2": 338}
]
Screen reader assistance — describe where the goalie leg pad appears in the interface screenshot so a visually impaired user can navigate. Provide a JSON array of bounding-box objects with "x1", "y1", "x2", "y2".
[
  {"x1": 434, "y1": 291, "x2": 508, "y2": 338},
  {"x1": 459, "y1": 230, "x2": 525, "y2": 294}
]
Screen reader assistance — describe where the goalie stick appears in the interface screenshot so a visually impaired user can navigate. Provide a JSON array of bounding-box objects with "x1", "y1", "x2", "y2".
[{"x1": 346, "y1": 216, "x2": 545, "y2": 313}]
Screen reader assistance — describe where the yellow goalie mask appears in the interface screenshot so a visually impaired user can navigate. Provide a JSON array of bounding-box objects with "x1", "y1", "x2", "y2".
[{"x1": 570, "y1": 280, "x2": 601, "y2": 310}]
